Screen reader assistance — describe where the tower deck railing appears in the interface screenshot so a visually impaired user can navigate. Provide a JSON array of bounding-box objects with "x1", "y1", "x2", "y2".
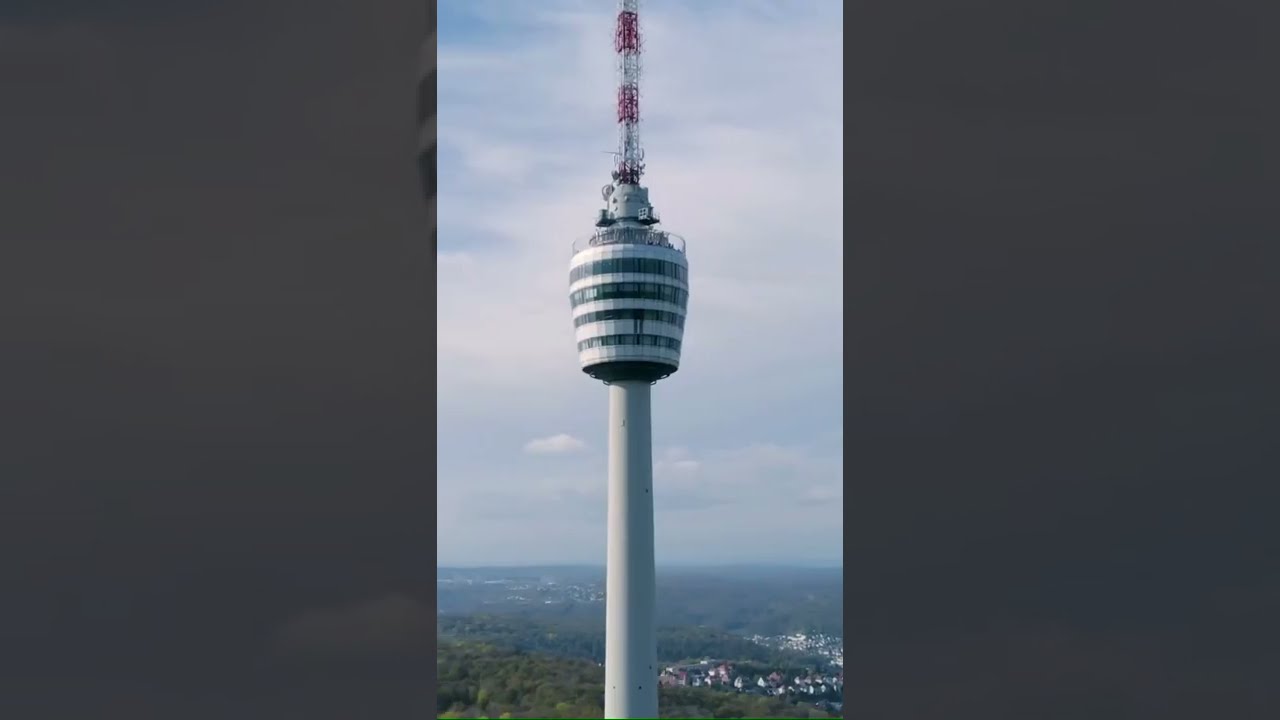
[{"x1": 573, "y1": 226, "x2": 686, "y2": 255}]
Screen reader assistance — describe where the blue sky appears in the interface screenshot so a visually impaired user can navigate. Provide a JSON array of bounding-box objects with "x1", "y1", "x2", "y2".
[{"x1": 435, "y1": 0, "x2": 843, "y2": 566}]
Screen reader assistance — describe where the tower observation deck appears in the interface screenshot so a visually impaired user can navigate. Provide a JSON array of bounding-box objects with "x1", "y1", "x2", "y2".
[{"x1": 570, "y1": 184, "x2": 689, "y2": 385}]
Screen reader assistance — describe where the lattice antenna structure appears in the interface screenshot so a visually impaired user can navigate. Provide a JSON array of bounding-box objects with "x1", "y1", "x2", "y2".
[{"x1": 613, "y1": 0, "x2": 644, "y2": 185}]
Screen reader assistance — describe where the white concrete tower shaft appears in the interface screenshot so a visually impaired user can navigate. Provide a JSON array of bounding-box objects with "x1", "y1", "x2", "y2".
[{"x1": 604, "y1": 380, "x2": 658, "y2": 719}]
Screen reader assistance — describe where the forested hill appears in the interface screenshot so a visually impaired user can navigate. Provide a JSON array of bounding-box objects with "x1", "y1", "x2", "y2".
[
  {"x1": 437, "y1": 614, "x2": 833, "y2": 670},
  {"x1": 437, "y1": 641, "x2": 839, "y2": 719}
]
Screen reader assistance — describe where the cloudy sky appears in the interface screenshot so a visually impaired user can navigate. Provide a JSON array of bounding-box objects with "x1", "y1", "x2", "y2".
[{"x1": 434, "y1": 0, "x2": 844, "y2": 566}]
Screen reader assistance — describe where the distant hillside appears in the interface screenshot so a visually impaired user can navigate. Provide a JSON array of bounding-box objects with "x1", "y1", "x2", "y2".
[
  {"x1": 437, "y1": 566, "x2": 843, "y2": 637},
  {"x1": 437, "y1": 640, "x2": 838, "y2": 719}
]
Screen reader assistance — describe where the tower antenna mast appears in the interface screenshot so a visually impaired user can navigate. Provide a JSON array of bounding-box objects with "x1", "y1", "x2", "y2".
[{"x1": 614, "y1": 0, "x2": 644, "y2": 185}]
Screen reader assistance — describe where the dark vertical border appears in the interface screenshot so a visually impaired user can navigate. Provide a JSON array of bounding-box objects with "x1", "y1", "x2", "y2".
[
  {"x1": 848, "y1": 2, "x2": 1278, "y2": 718},
  {"x1": 419, "y1": 0, "x2": 438, "y2": 254},
  {"x1": 0, "y1": 0, "x2": 442, "y2": 716},
  {"x1": 420, "y1": 1, "x2": 440, "y2": 717}
]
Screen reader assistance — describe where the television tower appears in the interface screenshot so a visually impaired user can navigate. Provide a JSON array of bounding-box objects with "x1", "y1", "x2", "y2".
[{"x1": 568, "y1": 1, "x2": 689, "y2": 717}]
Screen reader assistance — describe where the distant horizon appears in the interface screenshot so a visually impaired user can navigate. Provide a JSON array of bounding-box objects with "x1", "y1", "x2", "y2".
[{"x1": 437, "y1": 561, "x2": 843, "y2": 571}]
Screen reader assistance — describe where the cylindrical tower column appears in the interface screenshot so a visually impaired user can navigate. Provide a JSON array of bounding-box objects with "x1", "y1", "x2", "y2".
[{"x1": 604, "y1": 380, "x2": 658, "y2": 719}]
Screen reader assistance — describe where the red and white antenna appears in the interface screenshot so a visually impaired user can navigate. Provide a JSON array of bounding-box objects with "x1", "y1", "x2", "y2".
[{"x1": 613, "y1": 0, "x2": 644, "y2": 185}]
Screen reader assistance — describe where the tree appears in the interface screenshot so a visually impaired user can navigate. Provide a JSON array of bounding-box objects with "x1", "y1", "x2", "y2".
[{"x1": 437, "y1": 638, "x2": 836, "y2": 719}]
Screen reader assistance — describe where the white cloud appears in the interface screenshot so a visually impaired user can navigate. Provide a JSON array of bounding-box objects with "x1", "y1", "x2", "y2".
[
  {"x1": 438, "y1": 437, "x2": 842, "y2": 566},
  {"x1": 437, "y1": 250, "x2": 473, "y2": 268},
  {"x1": 436, "y1": 0, "x2": 843, "y2": 565},
  {"x1": 654, "y1": 442, "x2": 844, "y2": 510},
  {"x1": 523, "y1": 433, "x2": 588, "y2": 455}
]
